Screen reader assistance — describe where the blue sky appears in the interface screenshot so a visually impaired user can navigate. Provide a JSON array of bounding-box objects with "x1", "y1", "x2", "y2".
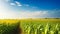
[
  {"x1": 0, "y1": 0, "x2": 60, "y2": 19},
  {"x1": 15, "y1": 0, "x2": 60, "y2": 10},
  {"x1": 9, "y1": 0, "x2": 60, "y2": 10}
]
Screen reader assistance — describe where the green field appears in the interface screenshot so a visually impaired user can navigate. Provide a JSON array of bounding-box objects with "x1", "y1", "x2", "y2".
[{"x1": 0, "y1": 18, "x2": 60, "y2": 34}]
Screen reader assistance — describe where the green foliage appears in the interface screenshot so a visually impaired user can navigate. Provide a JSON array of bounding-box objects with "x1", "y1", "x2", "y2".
[
  {"x1": 0, "y1": 19, "x2": 60, "y2": 34},
  {"x1": 0, "y1": 22, "x2": 20, "y2": 34},
  {"x1": 21, "y1": 22, "x2": 60, "y2": 34}
]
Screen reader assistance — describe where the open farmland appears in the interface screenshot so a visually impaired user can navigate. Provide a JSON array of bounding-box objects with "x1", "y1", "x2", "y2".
[{"x1": 0, "y1": 18, "x2": 60, "y2": 34}]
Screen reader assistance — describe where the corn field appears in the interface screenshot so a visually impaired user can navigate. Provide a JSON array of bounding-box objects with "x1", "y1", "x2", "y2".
[
  {"x1": 0, "y1": 19, "x2": 60, "y2": 34},
  {"x1": 21, "y1": 23, "x2": 60, "y2": 34}
]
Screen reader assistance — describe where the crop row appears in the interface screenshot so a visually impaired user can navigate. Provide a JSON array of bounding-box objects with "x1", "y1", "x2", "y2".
[{"x1": 22, "y1": 23, "x2": 60, "y2": 34}]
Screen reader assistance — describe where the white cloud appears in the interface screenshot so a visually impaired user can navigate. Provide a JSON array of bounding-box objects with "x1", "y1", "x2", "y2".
[
  {"x1": 0, "y1": 6, "x2": 48, "y2": 19},
  {"x1": 17, "y1": 11, "x2": 48, "y2": 18},
  {"x1": 0, "y1": 5, "x2": 58, "y2": 19},
  {"x1": 10, "y1": 1, "x2": 22, "y2": 6},
  {"x1": 10, "y1": 3, "x2": 15, "y2": 6},
  {"x1": 15, "y1": 1, "x2": 20, "y2": 4},
  {"x1": 17, "y1": 4, "x2": 22, "y2": 6},
  {"x1": 15, "y1": 1, "x2": 22, "y2": 6}
]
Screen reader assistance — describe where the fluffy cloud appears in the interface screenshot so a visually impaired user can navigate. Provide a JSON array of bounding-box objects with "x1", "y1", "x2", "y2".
[
  {"x1": 10, "y1": 3, "x2": 16, "y2": 6},
  {"x1": 0, "y1": 5, "x2": 59, "y2": 19},
  {"x1": 5, "y1": 0, "x2": 29, "y2": 7},
  {"x1": 0, "y1": 9, "x2": 48, "y2": 19},
  {"x1": 8, "y1": 0, "x2": 29, "y2": 7},
  {"x1": 9, "y1": 1, "x2": 22, "y2": 6},
  {"x1": 15, "y1": 1, "x2": 22, "y2": 6}
]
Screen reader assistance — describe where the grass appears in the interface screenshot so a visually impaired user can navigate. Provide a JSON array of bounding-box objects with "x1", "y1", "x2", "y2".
[{"x1": 0, "y1": 18, "x2": 60, "y2": 34}]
